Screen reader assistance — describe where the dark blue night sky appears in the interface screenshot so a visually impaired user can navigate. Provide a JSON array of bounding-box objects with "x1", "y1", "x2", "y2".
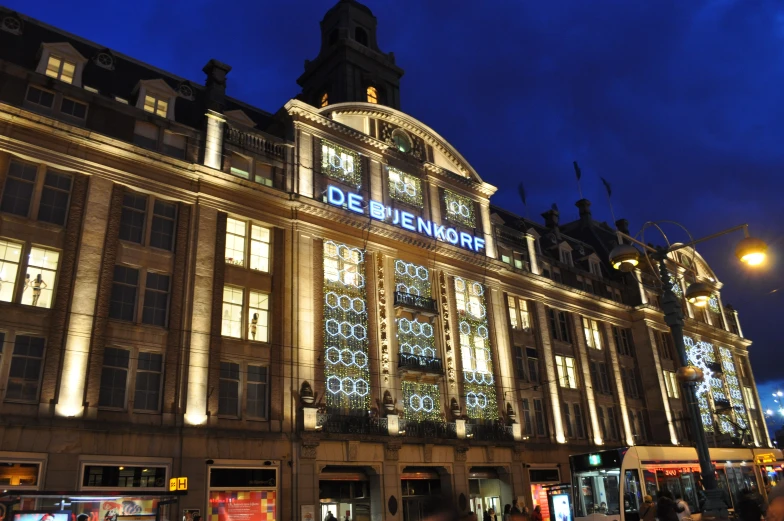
[{"x1": 9, "y1": 0, "x2": 784, "y2": 429}]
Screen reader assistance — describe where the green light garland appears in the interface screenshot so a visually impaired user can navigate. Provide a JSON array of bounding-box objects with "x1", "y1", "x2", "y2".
[
  {"x1": 321, "y1": 139, "x2": 362, "y2": 188},
  {"x1": 394, "y1": 259, "x2": 431, "y2": 297},
  {"x1": 323, "y1": 240, "x2": 370, "y2": 410},
  {"x1": 402, "y1": 382, "x2": 442, "y2": 422},
  {"x1": 388, "y1": 168, "x2": 424, "y2": 208},
  {"x1": 455, "y1": 277, "x2": 498, "y2": 420},
  {"x1": 444, "y1": 190, "x2": 476, "y2": 229}
]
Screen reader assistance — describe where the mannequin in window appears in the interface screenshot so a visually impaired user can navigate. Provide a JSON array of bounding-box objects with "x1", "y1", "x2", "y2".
[
  {"x1": 24, "y1": 274, "x2": 48, "y2": 306},
  {"x1": 250, "y1": 312, "x2": 259, "y2": 340}
]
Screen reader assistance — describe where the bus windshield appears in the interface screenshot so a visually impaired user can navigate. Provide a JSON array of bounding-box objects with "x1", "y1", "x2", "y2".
[{"x1": 573, "y1": 469, "x2": 621, "y2": 516}]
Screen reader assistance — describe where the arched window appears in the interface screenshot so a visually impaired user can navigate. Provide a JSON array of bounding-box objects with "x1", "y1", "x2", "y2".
[
  {"x1": 320, "y1": 92, "x2": 329, "y2": 108},
  {"x1": 366, "y1": 86, "x2": 378, "y2": 104},
  {"x1": 354, "y1": 27, "x2": 368, "y2": 46}
]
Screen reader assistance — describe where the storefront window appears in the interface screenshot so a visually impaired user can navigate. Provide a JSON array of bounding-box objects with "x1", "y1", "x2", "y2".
[
  {"x1": 82, "y1": 465, "x2": 167, "y2": 488},
  {"x1": 209, "y1": 467, "x2": 278, "y2": 521}
]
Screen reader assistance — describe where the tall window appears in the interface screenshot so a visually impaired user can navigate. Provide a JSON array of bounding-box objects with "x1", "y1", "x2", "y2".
[
  {"x1": 150, "y1": 200, "x2": 177, "y2": 251},
  {"x1": 657, "y1": 331, "x2": 675, "y2": 360},
  {"x1": 521, "y1": 398, "x2": 533, "y2": 436},
  {"x1": 590, "y1": 361, "x2": 611, "y2": 395},
  {"x1": 0, "y1": 240, "x2": 22, "y2": 303},
  {"x1": 250, "y1": 225, "x2": 271, "y2": 272},
  {"x1": 321, "y1": 140, "x2": 361, "y2": 188},
  {"x1": 574, "y1": 404, "x2": 586, "y2": 438},
  {"x1": 562, "y1": 403, "x2": 573, "y2": 438},
  {"x1": 582, "y1": 318, "x2": 602, "y2": 349},
  {"x1": 562, "y1": 403, "x2": 587, "y2": 439},
  {"x1": 547, "y1": 308, "x2": 571, "y2": 342},
  {"x1": 99, "y1": 347, "x2": 130, "y2": 408},
  {"x1": 6, "y1": 335, "x2": 44, "y2": 402},
  {"x1": 246, "y1": 365, "x2": 269, "y2": 419},
  {"x1": 45, "y1": 55, "x2": 75, "y2": 84},
  {"x1": 514, "y1": 347, "x2": 525, "y2": 380},
  {"x1": 555, "y1": 355, "x2": 577, "y2": 389},
  {"x1": 1, "y1": 160, "x2": 37, "y2": 217},
  {"x1": 22, "y1": 247, "x2": 59, "y2": 308},
  {"x1": 221, "y1": 286, "x2": 244, "y2": 338},
  {"x1": 143, "y1": 94, "x2": 168, "y2": 118},
  {"x1": 366, "y1": 86, "x2": 378, "y2": 104},
  {"x1": 444, "y1": 190, "x2": 476, "y2": 229},
  {"x1": 218, "y1": 362, "x2": 240, "y2": 416},
  {"x1": 663, "y1": 370, "x2": 679, "y2": 399},
  {"x1": 388, "y1": 168, "x2": 423, "y2": 208},
  {"x1": 597, "y1": 406, "x2": 607, "y2": 440},
  {"x1": 533, "y1": 398, "x2": 547, "y2": 436},
  {"x1": 134, "y1": 352, "x2": 163, "y2": 411},
  {"x1": 142, "y1": 273, "x2": 170, "y2": 327},
  {"x1": 38, "y1": 171, "x2": 72, "y2": 225},
  {"x1": 559, "y1": 248, "x2": 573, "y2": 266},
  {"x1": 622, "y1": 367, "x2": 641, "y2": 399},
  {"x1": 527, "y1": 349, "x2": 540, "y2": 383},
  {"x1": 744, "y1": 387, "x2": 756, "y2": 409},
  {"x1": 320, "y1": 92, "x2": 329, "y2": 108},
  {"x1": 608, "y1": 407, "x2": 620, "y2": 441},
  {"x1": 119, "y1": 193, "x2": 147, "y2": 244},
  {"x1": 508, "y1": 296, "x2": 532, "y2": 331},
  {"x1": 225, "y1": 218, "x2": 272, "y2": 272},
  {"x1": 109, "y1": 266, "x2": 139, "y2": 321},
  {"x1": 613, "y1": 327, "x2": 635, "y2": 357},
  {"x1": 248, "y1": 291, "x2": 269, "y2": 342}
]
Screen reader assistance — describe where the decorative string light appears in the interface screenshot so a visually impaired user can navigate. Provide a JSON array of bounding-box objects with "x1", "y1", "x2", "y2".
[
  {"x1": 708, "y1": 295, "x2": 721, "y2": 314},
  {"x1": 444, "y1": 190, "x2": 476, "y2": 229},
  {"x1": 321, "y1": 140, "x2": 362, "y2": 188},
  {"x1": 455, "y1": 276, "x2": 498, "y2": 420},
  {"x1": 719, "y1": 346, "x2": 749, "y2": 432},
  {"x1": 388, "y1": 168, "x2": 423, "y2": 208},
  {"x1": 669, "y1": 274, "x2": 683, "y2": 298},
  {"x1": 685, "y1": 336, "x2": 715, "y2": 432},
  {"x1": 402, "y1": 381, "x2": 442, "y2": 422},
  {"x1": 323, "y1": 240, "x2": 370, "y2": 410},
  {"x1": 394, "y1": 260, "x2": 431, "y2": 297}
]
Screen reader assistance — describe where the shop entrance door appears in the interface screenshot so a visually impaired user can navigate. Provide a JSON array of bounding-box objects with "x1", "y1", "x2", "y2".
[{"x1": 469, "y1": 479, "x2": 501, "y2": 520}]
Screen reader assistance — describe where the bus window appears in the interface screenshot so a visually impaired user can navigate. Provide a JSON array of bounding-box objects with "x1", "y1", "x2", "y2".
[
  {"x1": 623, "y1": 470, "x2": 642, "y2": 521},
  {"x1": 677, "y1": 471, "x2": 700, "y2": 513},
  {"x1": 573, "y1": 470, "x2": 621, "y2": 516},
  {"x1": 741, "y1": 466, "x2": 759, "y2": 493},
  {"x1": 642, "y1": 470, "x2": 658, "y2": 501}
]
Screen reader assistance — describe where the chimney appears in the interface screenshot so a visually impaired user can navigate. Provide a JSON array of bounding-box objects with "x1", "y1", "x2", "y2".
[
  {"x1": 542, "y1": 208, "x2": 559, "y2": 230},
  {"x1": 575, "y1": 199, "x2": 592, "y2": 225},
  {"x1": 616, "y1": 218, "x2": 630, "y2": 235},
  {"x1": 202, "y1": 59, "x2": 232, "y2": 171},
  {"x1": 203, "y1": 59, "x2": 232, "y2": 112}
]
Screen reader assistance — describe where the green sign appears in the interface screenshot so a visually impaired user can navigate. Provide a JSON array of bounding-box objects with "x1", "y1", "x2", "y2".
[{"x1": 588, "y1": 454, "x2": 602, "y2": 466}]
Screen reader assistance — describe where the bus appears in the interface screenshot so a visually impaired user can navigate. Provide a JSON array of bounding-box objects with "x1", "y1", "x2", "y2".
[{"x1": 570, "y1": 446, "x2": 784, "y2": 521}]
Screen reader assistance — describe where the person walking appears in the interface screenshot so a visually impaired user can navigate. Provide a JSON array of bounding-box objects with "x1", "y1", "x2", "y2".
[
  {"x1": 531, "y1": 506, "x2": 542, "y2": 521},
  {"x1": 657, "y1": 490, "x2": 684, "y2": 521},
  {"x1": 639, "y1": 495, "x2": 656, "y2": 521},
  {"x1": 674, "y1": 493, "x2": 691, "y2": 521}
]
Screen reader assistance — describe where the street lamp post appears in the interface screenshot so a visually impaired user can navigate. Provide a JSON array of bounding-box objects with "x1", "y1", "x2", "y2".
[{"x1": 609, "y1": 223, "x2": 768, "y2": 521}]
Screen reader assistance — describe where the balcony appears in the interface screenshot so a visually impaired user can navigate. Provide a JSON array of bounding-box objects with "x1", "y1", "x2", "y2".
[
  {"x1": 316, "y1": 410, "x2": 388, "y2": 435},
  {"x1": 398, "y1": 353, "x2": 444, "y2": 376},
  {"x1": 225, "y1": 125, "x2": 287, "y2": 160},
  {"x1": 399, "y1": 419, "x2": 457, "y2": 439},
  {"x1": 394, "y1": 291, "x2": 438, "y2": 316},
  {"x1": 466, "y1": 421, "x2": 515, "y2": 442}
]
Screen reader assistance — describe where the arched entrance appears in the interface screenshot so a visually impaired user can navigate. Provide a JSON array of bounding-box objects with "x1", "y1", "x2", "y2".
[
  {"x1": 469, "y1": 467, "x2": 512, "y2": 520},
  {"x1": 400, "y1": 467, "x2": 451, "y2": 521},
  {"x1": 319, "y1": 466, "x2": 378, "y2": 521}
]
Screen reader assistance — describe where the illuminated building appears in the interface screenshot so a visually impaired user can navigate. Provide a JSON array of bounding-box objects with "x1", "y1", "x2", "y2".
[{"x1": 0, "y1": 2, "x2": 770, "y2": 520}]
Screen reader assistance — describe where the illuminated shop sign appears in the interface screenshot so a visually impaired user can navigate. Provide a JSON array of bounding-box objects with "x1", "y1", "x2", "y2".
[{"x1": 326, "y1": 185, "x2": 486, "y2": 253}]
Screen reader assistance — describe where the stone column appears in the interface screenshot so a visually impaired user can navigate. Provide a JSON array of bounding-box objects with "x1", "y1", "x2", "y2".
[
  {"x1": 184, "y1": 204, "x2": 219, "y2": 426},
  {"x1": 489, "y1": 287, "x2": 519, "y2": 432},
  {"x1": 532, "y1": 302, "x2": 565, "y2": 443},
  {"x1": 479, "y1": 202, "x2": 496, "y2": 259},
  {"x1": 572, "y1": 317, "x2": 601, "y2": 445},
  {"x1": 606, "y1": 323, "x2": 640, "y2": 446},
  {"x1": 525, "y1": 234, "x2": 540, "y2": 275},
  {"x1": 204, "y1": 111, "x2": 225, "y2": 170},
  {"x1": 428, "y1": 182, "x2": 441, "y2": 224},
  {"x1": 55, "y1": 177, "x2": 117, "y2": 418},
  {"x1": 298, "y1": 130, "x2": 315, "y2": 199},
  {"x1": 638, "y1": 323, "x2": 678, "y2": 445}
]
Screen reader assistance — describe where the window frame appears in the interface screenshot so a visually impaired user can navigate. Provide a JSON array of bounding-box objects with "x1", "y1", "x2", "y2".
[
  {"x1": 4, "y1": 333, "x2": 46, "y2": 404},
  {"x1": 118, "y1": 191, "x2": 178, "y2": 251},
  {"x1": 134, "y1": 351, "x2": 164, "y2": 413},
  {"x1": 217, "y1": 361, "x2": 271, "y2": 420},
  {"x1": 582, "y1": 318, "x2": 602, "y2": 349},
  {"x1": 143, "y1": 94, "x2": 168, "y2": 118},
  {"x1": 1, "y1": 160, "x2": 73, "y2": 226},
  {"x1": 44, "y1": 54, "x2": 76, "y2": 84},
  {"x1": 98, "y1": 347, "x2": 131, "y2": 410},
  {"x1": 24, "y1": 84, "x2": 56, "y2": 110},
  {"x1": 221, "y1": 284, "x2": 271, "y2": 343},
  {"x1": 109, "y1": 266, "x2": 172, "y2": 327},
  {"x1": 59, "y1": 96, "x2": 88, "y2": 120},
  {"x1": 547, "y1": 308, "x2": 571, "y2": 343},
  {"x1": 555, "y1": 355, "x2": 578, "y2": 389},
  {"x1": 224, "y1": 218, "x2": 273, "y2": 273}
]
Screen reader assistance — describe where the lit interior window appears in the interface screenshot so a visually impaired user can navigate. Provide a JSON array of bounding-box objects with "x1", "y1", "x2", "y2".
[
  {"x1": 45, "y1": 55, "x2": 75, "y2": 84},
  {"x1": 320, "y1": 92, "x2": 329, "y2": 108},
  {"x1": 366, "y1": 86, "x2": 378, "y2": 104},
  {"x1": 143, "y1": 95, "x2": 168, "y2": 118}
]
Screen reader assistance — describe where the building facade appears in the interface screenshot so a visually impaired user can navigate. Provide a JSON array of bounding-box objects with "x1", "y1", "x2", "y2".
[{"x1": 0, "y1": 2, "x2": 771, "y2": 521}]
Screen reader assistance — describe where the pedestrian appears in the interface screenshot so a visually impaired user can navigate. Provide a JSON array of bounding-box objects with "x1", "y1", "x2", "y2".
[
  {"x1": 484, "y1": 508, "x2": 495, "y2": 521},
  {"x1": 512, "y1": 501, "x2": 523, "y2": 515},
  {"x1": 736, "y1": 490, "x2": 763, "y2": 521},
  {"x1": 656, "y1": 490, "x2": 684, "y2": 521},
  {"x1": 674, "y1": 493, "x2": 691, "y2": 521},
  {"x1": 639, "y1": 495, "x2": 656, "y2": 521},
  {"x1": 531, "y1": 506, "x2": 542, "y2": 521},
  {"x1": 324, "y1": 511, "x2": 336, "y2": 521}
]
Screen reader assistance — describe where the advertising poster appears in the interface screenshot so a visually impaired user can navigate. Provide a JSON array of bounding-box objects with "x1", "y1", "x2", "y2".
[
  {"x1": 209, "y1": 491, "x2": 276, "y2": 521},
  {"x1": 301, "y1": 505, "x2": 314, "y2": 521},
  {"x1": 13, "y1": 513, "x2": 70, "y2": 521},
  {"x1": 531, "y1": 485, "x2": 550, "y2": 521},
  {"x1": 98, "y1": 499, "x2": 157, "y2": 521},
  {"x1": 551, "y1": 495, "x2": 571, "y2": 521}
]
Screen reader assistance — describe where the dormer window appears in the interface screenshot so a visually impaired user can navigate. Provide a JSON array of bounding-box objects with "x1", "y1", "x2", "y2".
[
  {"x1": 366, "y1": 86, "x2": 378, "y2": 104},
  {"x1": 559, "y1": 246, "x2": 573, "y2": 266},
  {"x1": 589, "y1": 259, "x2": 602, "y2": 278},
  {"x1": 320, "y1": 92, "x2": 329, "y2": 108},
  {"x1": 45, "y1": 55, "x2": 76, "y2": 84},
  {"x1": 143, "y1": 95, "x2": 168, "y2": 118}
]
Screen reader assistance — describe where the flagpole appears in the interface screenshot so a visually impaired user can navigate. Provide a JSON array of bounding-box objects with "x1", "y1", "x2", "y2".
[
  {"x1": 573, "y1": 161, "x2": 584, "y2": 200},
  {"x1": 601, "y1": 176, "x2": 620, "y2": 243}
]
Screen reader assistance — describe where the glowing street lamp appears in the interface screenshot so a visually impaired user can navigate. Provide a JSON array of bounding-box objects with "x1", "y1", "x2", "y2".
[{"x1": 609, "y1": 222, "x2": 767, "y2": 521}]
